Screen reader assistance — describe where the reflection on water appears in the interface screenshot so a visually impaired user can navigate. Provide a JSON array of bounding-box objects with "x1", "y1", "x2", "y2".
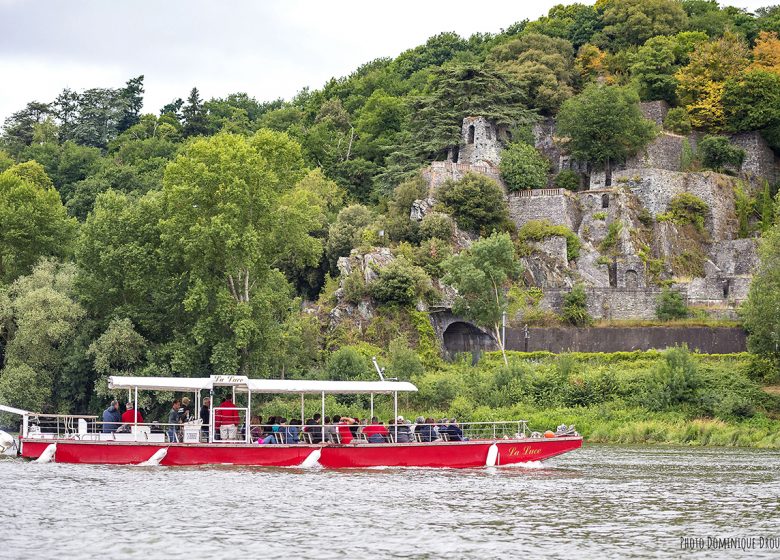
[{"x1": 2, "y1": 445, "x2": 780, "y2": 559}]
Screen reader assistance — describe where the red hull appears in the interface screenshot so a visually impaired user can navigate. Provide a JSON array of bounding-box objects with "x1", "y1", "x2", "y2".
[{"x1": 20, "y1": 437, "x2": 581, "y2": 468}]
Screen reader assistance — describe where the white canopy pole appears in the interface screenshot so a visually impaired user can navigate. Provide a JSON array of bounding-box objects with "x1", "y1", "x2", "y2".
[
  {"x1": 321, "y1": 391, "x2": 325, "y2": 444},
  {"x1": 134, "y1": 386, "x2": 138, "y2": 427},
  {"x1": 370, "y1": 393, "x2": 374, "y2": 419},
  {"x1": 300, "y1": 393, "x2": 305, "y2": 424},
  {"x1": 393, "y1": 391, "x2": 398, "y2": 441}
]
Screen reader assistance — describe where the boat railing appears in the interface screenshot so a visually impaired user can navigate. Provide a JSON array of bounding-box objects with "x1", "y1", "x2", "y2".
[{"x1": 23, "y1": 417, "x2": 535, "y2": 444}]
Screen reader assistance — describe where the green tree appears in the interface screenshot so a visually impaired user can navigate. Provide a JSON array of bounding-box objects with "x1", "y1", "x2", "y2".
[
  {"x1": 160, "y1": 131, "x2": 323, "y2": 374},
  {"x1": 561, "y1": 283, "x2": 593, "y2": 326},
  {"x1": 697, "y1": 135, "x2": 745, "y2": 172},
  {"x1": 369, "y1": 258, "x2": 432, "y2": 306},
  {"x1": 87, "y1": 318, "x2": 148, "y2": 398},
  {"x1": 743, "y1": 224, "x2": 780, "y2": 365},
  {"x1": 0, "y1": 163, "x2": 77, "y2": 283},
  {"x1": 557, "y1": 84, "x2": 656, "y2": 185},
  {"x1": 722, "y1": 70, "x2": 780, "y2": 133},
  {"x1": 442, "y1": 232, "x2": 520, "y2": 365},
  {"x1": 597, "y1": 0, "x2": 689, "y2": 50},
  {"x1": 488, "y1": 33, "x2": 575, "y2": 113},
  {"x1": 437, "y1": 172, "x2": 510, "y2": 234},
  {"x1": 499, "y1": 142, "x2": 550, "y2": 191},
  {"x1": 0, "y1": 259, "x2": 84, "y2": 412},
  {"x1": 656, "y1": 288, "x2": 688, "y2": 320},
  {"x1": 326, "y1": 204, "x2": 373, "y2": 271}
]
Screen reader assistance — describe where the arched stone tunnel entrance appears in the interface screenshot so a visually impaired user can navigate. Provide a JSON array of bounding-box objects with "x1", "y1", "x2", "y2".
[{"x1": 442, "y1": 321, "x2": 497, "y2": 360}]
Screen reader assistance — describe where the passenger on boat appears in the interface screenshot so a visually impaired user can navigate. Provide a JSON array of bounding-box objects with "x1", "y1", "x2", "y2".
[
  {"x1": 410, "y1": 416, "x2": 425, "y2": 436},
  {"x1": 179, "y1": 397, "x2": 192, "y2": 422},
  {"x1": 305, "y1": 413, "x2": 323, "y2": 443},
  {"x1": 200, "y1": 397, "x2": 210, "y2": 440},
  {"x1": 215, "y1": 396, "x2": 240, "y2": 440},
  {"x1": 393, "y1": 416, "x2": 411, "y2": 443},
  {"x1": 285, "y1": 419, "x2": 301, "y2": 444},
  {"x1": 418, "y1": 417, "x2": 440, "y2": 442},
  {"x1": 337, "y1": 416, "x2": 356, "y2": 444},
  {"x1": 121, "y1": 402, "x2": 144, "y2": 425},
  {"x1": 260, "y1": 417, "x2": 279, "y2": 444},
  {"x1": 167, "y1": 400, "x2": 181, "y2": 442},
  {"x1": 250, "y1": 416, "x2": 263, "y2": 441},
  {"x1": 442, "y1": 419, "x2": 464, "y2": 441},
  {"x1": 102, "y1": 400, "x2": 121, "y2": 433},
  {"x1": 323, "y1": 416, "x2": 337, "y2": 443},
  {"x1": 362, "y1": 417, "x2": 388, "y2": 443}
]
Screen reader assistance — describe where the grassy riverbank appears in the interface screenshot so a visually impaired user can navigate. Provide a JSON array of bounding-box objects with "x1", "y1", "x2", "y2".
[{"x1": 259, "y1": 348, "x2": 780, "y2": 449}]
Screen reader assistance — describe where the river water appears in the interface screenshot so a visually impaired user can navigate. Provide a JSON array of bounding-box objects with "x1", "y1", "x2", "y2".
[{"x1": 1, "y1": 444, "x2": 779, "y2": 559}]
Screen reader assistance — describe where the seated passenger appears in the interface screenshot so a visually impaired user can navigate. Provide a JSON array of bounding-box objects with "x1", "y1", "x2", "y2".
[
  {"x1": 261, "y1": 417, "x2": 280, "y2": 444},
  {"x1": 419, "y1": 417, "x2": 440, "y2": 443},
  {"x1": 305, "y1": 413, "x2": 323, "y2": 444},
  {"x1": 285, "y1": 419, "x2": 301, "y2": 444},
  {"x1": 410, "y1": 416, "x2": 425, "y2": 436},
  {"x1": 393, "y1": 415, "x2": 411, "y2": 443},
  {"x1": 362, "y1": 417, "x2": 388, "y2": 443},
  {"x1": 337, "y1": 416, "x2": 356, "y2": 444},
  {"x1": 444, "y1": 419, "x2": 464, "y2": 441},
  {"x1": 323, "y1": 416, "x2": 337, "y2": 443},
  {"x1": 250, "y1": 416, "x2": 262, "y2": 441}
]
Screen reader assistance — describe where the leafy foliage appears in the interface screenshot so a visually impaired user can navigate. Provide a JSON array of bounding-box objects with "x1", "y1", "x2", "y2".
[
  {"x1": 562, "y1": 283, "x2": 592, "y2": 327},
  {"x1": 697, "y1": 135, "x2": 745, "y2": 172},
  {"x1": 656, "y1": 288, "x2": 689, "y2": 321},
  {"x1": 437, "y1": 172, "x2": 510, "y2": 234},
  {"x1": 499, "y1": 142, "x2": 550, "y2": 191}
]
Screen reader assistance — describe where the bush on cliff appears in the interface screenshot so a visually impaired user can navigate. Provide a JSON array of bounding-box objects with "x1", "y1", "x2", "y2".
[
  {"x1": 499, "y1": 142, "x2": 550, "y2": 191},
  {"x1": 437, "y1": 172, "x2": 511, "y2": 234}
]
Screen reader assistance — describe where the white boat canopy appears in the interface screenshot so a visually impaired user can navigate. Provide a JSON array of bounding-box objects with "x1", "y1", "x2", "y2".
[{"x1": 108, "y1": 375, "x2": 417, "y2": 395}]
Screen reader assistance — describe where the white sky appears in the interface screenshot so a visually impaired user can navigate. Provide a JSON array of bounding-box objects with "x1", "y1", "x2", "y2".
[{"x1": 0, "y1": 0, "x2": 771, "y2": 122}]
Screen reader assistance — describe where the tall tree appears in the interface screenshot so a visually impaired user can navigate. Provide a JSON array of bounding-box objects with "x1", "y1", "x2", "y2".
[
  {"x1": 182, "y1": 87, "x2": 209, "y2": 137},
  {"x1": 0, "y1": 163, "x2": 77, "y2": 283},
  {"x1": 557, "y1": 84, "x2": 656, "y2": 185},
  {"x1": 159, "y1": 131, "x2": 322, "y2": 374},
  {"x1": 743, "y1": 223, "x2": 780, "y2": 366},
  {"x1": 442, "y1": 232, "x2": 520, "y2": 365},
  {"x1": 117, "y1": 75, "x2": 145, "y2": 133}
]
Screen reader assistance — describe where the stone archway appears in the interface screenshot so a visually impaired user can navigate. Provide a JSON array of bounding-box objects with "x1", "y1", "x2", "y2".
[{"x1": 442, "y1": 321, "x2": 497, "y2": 358}]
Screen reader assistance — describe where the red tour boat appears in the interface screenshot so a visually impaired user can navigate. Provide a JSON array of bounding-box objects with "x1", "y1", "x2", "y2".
[{"x1": 3, "y1": 374, "x2": 582, "y2": 468}]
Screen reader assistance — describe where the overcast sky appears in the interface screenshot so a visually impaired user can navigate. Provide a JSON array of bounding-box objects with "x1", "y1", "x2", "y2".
[{"x1": 0, "y1": 0, "x2": 772, "y2": 122}]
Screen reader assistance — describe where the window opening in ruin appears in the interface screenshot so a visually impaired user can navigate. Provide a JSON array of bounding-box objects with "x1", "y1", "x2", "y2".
[
  {"x1": 608, "y1": 262, "x2": 617, "y2": 287},
  {"x1": 468, "y1": 125, "x2": 475, "y2": 144},
  {"x1": 625, "y1": 270, "x2": 638, "y2": 289},
  {"x1": 485, "y1": 126, "x2": 492, "y2": 140},
  {"x1": 451, "y1": 146, "x2": 459, "y2": 163},
  {"x1": 723, "y1": 279, "x2": 730, "y2": 298},
  {"x1": 602, "y1": 194, "x2": 609, "y2": 209},
  {"x1": 506, "y1": 130, "x2": 513, "y2": 142}
]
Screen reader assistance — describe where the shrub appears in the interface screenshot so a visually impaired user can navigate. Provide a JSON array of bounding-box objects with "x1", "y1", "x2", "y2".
[
  {"x1": 437, "y1": 172, "x2": 510, "y2": 234},
  {"x1": 384, "y1": 174, "x2": 428, "y2": 243},
  {"x1": 554, "y1": 169, "x2": 581, "y2": 191},
  {"x1": 326, "y1": 347, "x2": 371, "y2": 380},
  {"x1": 656, "y1": 288, "x2": 688, "y2": 320},
  {"x1": 326, "y1": 204, "x2": 373, "y2": 269},
  {"x1": 645, "y1": 345, "x2": 701, "y2": 411},
  {"x1": 517, "y1": 219, "x2": 582, "y2": 261},
  {"x1": 499, "y1": 142, "x2": 550, "y2": 192},
  {"x1": 667, "y1": 192, "x2": 709, "y2": 231},
  {"x1": 413, "y1": 237, "x2": 453, "y2": 278},
  {"x1": 698, "y1": 135, "x2": 745, "y2": 172},
  {"x1": 562, "y1": 284, "x2": 592, "y2": 326},
  {"x1": 418, "y1": 212, "x2": 454, "y2": 241},
  {"x1": 599, "y1": 221, "x2": 622, "y2": 253},
  {"x1": 387, "y1": 335, "x2": 425, "y2": 379},
  {"x1": 593, "y1": 211, "x2": 607, "y2": 220},
  {"x1": 663, "y1": 107, "x2": 692, "y2": 135},
  {"x1": 369, "y1": 259, "x2": 432, "y2": 306},
  {"x1": 342, "y1": 270, "x2": 367, "y2": 304}
]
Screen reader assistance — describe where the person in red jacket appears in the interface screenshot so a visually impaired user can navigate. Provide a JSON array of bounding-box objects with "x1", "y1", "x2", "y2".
[
  {"x1": 362, "y1": 417, "x2": 389, "y2": 443},
  {"x1": 215, "y1": 396, "x2": 240, "y2": 440},
  {"x1": 336, "y1": 416, "x2": 356, "y2": 444},
  {"x1": 121, "y1": 402, "x2": 144, "y2": 425}
]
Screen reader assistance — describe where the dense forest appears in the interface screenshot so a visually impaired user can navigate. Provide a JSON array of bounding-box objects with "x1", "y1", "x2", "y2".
[{"x1": 3, "y1": 0, "x2": 780, "y2": 432}]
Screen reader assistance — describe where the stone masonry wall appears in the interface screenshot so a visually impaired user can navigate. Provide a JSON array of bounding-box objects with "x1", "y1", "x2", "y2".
[
  {"x1": 458, "y1": 116, "x2": 507, "y2": 167},
  {"x1": 422, "y1": 161, "x2": 503, "y2": 191},
  {"x1": 507, "y1": 191, "x2": 581, "y2": 232}
]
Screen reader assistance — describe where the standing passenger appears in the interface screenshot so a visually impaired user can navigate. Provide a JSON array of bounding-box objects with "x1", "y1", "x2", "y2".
[
  {"x1": 167, "y1": 400, "x2": 181, "y2": 443},
  {"x1": 102, "y1": 400, "x2": 121, "y2": 433},
  {"x1": 200, "y1": 397, "x2": 210, "y2": 441},
  {"x1": 121, "y1": 402, "x2": 143, "y2": 425},
  {"x1": 216, "y1": 395, "x2": 240, "y2": 440}
]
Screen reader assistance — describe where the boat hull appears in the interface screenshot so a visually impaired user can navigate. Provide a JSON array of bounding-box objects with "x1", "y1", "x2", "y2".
[{"x1": 20, "y1": 437, "x2": 582, "y2": 468}]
